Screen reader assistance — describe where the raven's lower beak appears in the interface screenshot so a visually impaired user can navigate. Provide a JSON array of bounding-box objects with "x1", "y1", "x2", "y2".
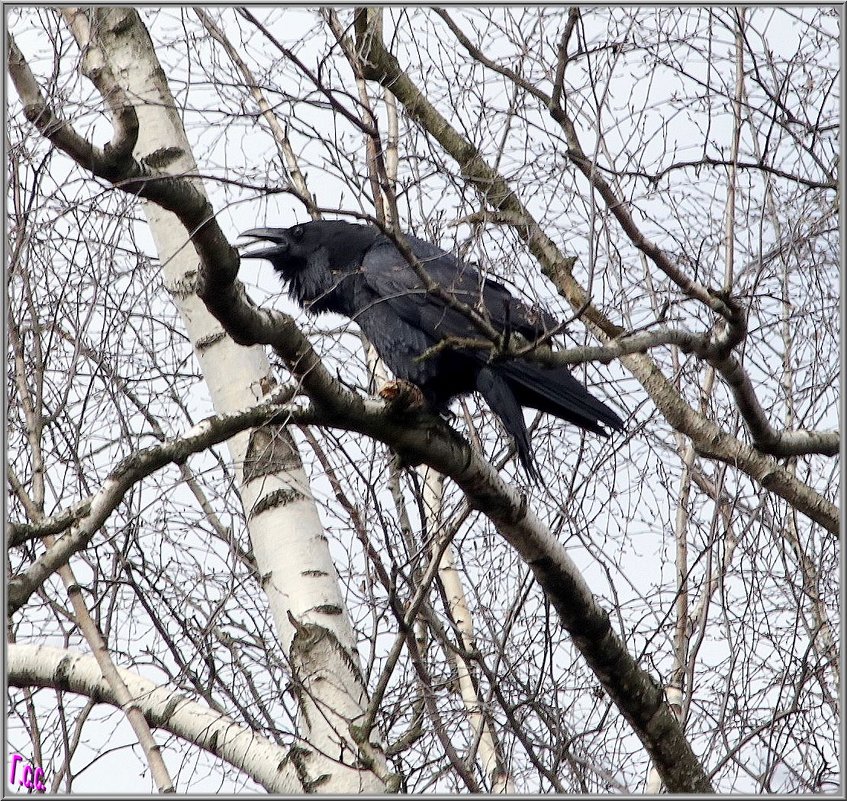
[{"x1": 238, "y1": 228, "x2": 289, "y2": 261}]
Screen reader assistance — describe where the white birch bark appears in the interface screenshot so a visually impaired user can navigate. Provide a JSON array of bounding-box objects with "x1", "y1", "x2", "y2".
[
  {"x1": 58, "y1": 8, "x2": 383, "y2": 791},
  {"x1": 420, "y1": 466, "x2": 515, "y2": 792},
  {"x1": 7, "y1": 644, "x2": 300, "y2": 792}
]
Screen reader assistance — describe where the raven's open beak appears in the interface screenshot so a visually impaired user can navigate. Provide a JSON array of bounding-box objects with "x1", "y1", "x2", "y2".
[{"x1": 238, "y1": 228, "x2": 290, "y2": 261}]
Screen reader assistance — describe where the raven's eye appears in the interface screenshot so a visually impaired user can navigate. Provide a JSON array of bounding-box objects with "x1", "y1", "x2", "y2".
[{"x1": 291, "y1": 225, "x2": 304, "y2": 240}]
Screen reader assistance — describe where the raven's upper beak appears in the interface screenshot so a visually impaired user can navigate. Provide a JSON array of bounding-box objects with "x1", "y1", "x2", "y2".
[{"x1": 238, "y1": 228, "x2": 290, "y2": 261}]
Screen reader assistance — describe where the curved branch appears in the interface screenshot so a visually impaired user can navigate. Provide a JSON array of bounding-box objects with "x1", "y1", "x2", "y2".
[
  {"x1": 7, "y1": 386, "x2": 298, "y2": 615},
  {"x1": 8, "y1": 33, "x2": 138, "y2": 178},
  {"x1": 8, "y1": 32, "x2": 241, "y2": 293},
  {"x1": 7, "y1": 644, "x2": 300, "y2": 793}
]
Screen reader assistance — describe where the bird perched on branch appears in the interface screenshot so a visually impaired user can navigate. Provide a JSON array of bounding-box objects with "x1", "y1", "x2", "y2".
[{"x1": 240, "y1": 220, "x2": 622, "y2": 481}]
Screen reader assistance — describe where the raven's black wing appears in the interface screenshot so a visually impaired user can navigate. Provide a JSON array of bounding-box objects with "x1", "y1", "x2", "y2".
[
  {"x1": 360, "y1": 233, "x2": 623, "y2": 441},
  {"x1": 359, "y1": 234, "x2": 558, "y2": 347}
]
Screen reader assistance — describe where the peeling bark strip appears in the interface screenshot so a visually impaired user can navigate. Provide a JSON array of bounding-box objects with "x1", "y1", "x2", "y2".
[
  {"x1": 243, "y1": 426, "x2": 303, "y2": 483},
  {"x1": 248, "y1": 488, "x2": 307, "y2": 520}
]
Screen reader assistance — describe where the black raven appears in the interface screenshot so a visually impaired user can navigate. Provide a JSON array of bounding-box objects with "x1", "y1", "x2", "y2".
[{"x1": 240, "y1": 220, "x2": 622, "y2": 481}]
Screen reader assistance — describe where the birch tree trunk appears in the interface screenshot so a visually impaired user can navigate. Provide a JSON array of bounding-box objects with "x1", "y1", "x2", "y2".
[{"x1": 57, "y1": 7, "x2": 384, "y2": 792}]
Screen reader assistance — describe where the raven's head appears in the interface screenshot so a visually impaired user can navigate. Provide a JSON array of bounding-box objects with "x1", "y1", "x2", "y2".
[
  {"x1": 240, "y1": 221, "x2": 378, "y2": 277},
  {"x1": 240, "y1": 220, "x2": 379, "y2": 311}
]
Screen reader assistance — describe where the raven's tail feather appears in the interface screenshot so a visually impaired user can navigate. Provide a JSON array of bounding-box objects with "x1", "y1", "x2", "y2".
[
  {"x1": 475, "y1": 367, "x2": 542, "y2": 484},
  {"x1": 499, "y1": 361, "x2": 623, "y2": 436}
]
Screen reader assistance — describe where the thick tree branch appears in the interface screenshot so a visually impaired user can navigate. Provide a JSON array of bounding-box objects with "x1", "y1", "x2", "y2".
[
  {"x1": 353, "y1": 9, "x2": 838, "y2": 534},
  {"x1": 7, "y1": 497, "x2": 92, "y2": 548},
  {"x1": 412, "y1": 324, "x2": 837, "y2": 457},
  {"x1": 8, "y1": 644, "x2": 301, "y2": 793},
  {"x1": 9, "y1": 32, "x2": 240, "y2": 292},
  {"x1": 8, "y1": 33, "x2": 137, "y2": 178},
  {"x1": 428, "y1": 10, "x2": 840, "y2": 462}
]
